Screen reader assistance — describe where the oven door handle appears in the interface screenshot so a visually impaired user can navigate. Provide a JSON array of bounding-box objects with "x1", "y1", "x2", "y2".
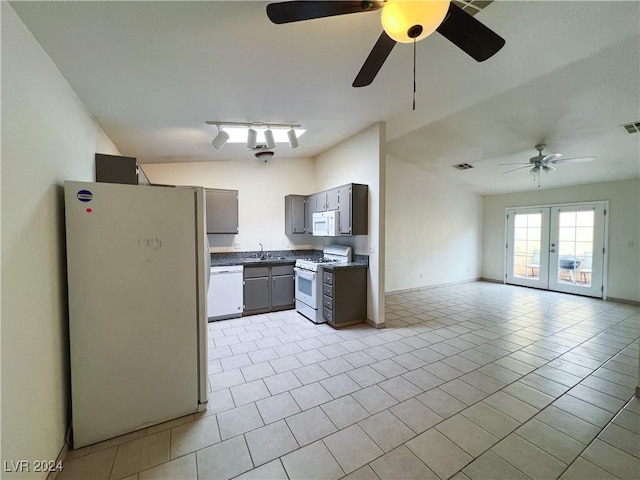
[{"x1": 294, "y1": 267, "x2": 316, "y2": 280}]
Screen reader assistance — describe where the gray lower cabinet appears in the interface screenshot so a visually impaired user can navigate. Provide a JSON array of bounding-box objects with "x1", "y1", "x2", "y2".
[
  {"x1": 244, "y1": 264, "x2": 294, "y2": 315},
  {"x1": 322, "y1": 267, "x2": 367, "y2": 327},
  {"x1": 272, "y1": 273, "x2": 294, "y2": 308},
  {"x1": 243, "y1": 277, "x2": 270, "y2": 312}
]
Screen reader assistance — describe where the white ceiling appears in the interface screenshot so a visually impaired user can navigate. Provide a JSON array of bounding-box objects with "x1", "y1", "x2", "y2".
[{"x1": 11, "y1": 0, "x2": 640, "y2": 195}]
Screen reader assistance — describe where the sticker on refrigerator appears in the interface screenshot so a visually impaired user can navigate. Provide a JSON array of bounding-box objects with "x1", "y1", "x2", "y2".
[{"x1": 77, "y1": 190, "x2": 93, "y2": 202}]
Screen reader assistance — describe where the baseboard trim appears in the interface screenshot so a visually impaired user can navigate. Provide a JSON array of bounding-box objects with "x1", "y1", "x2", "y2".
[
  {"x1": 47, "y1": 442, "x2": 68, "y2": 480},
  {"x1": 385, "y1": 278, "x2": 482, "y2": 297},
  {"x1": 606, "y1": 296, "x2": 640, "y2": 306},
  {"x1": 365, "y1": 318, "x2": 386, "y2": 329},
  {"x1": 479, "y1": 277, "x2": 504, "y2": 284}
]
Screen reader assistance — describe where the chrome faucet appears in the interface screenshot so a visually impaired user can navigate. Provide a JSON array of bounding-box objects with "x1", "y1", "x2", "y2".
[{"x1": 259, "y1": 243, "x2": 264, "y2": 259}]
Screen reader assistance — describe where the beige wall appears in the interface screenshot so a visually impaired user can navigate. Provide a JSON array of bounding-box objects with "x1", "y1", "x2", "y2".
[
  {"x1": 385, "y1": 156, "x2": 483, "y2": 293},
  {"x1": 141, "y1": 157, "x2": 318, "y2": 252},
  {"x1": 1, "y1": 3, "x2": 119, "y2": 477},
  {"x1": 482, "y1": 179, "x2": 640, "y2": 302},
  {"x1": 314, "y1": 123, "x2": 386, "y2": 325}
]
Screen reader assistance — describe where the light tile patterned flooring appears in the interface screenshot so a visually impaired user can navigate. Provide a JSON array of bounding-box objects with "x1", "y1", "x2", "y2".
[{"x1": 60, "y1": 282, "x2": 640, "y2": 480}]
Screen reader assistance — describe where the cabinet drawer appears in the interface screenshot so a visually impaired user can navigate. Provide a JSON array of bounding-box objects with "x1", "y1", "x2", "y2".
[
  {"x1": 272, "y1": 265, "x2": 294, "y2": 276},
  {"x1": 244, "y1": 267, "x2": 269, "y2": 279},
  {"x1": 323, "y1": 308, "x2": 333, "y2": 323},
  {"x1": 323, "y1": 295, "x2": 333, "y2": 310},
  {"x1": 323, "y1": 272, "x2": 333, "y2": 285},
  {"x1": 323, "y1": 284, "x2": 333, "y2": 298}
]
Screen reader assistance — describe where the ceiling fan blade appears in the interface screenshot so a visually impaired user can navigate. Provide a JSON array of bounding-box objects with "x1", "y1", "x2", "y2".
[
  {"x1": 499, "y1": 162, "x2": 531, "y2": 166},
  {"x1": 266, "y1": 1, "x2": 382, "y2": 24},
  {"x1": 353, "y1": 31, "x2": 397, "y2": 87},
  {"x1": 436, "y1": 2, "x2": 505, "y2": 62},
  {"x1": 552, "y1": 156, "x2": 596, "y2": 164},
  {"x1": 542, "y1": 153, "x2": 563, "y2": 162},
  {"x1": 502, "y1": 165, "x2": 532, "y2": 174}
]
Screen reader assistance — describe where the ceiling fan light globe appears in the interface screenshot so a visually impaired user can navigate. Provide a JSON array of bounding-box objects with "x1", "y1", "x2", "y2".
[{"x1": 381, "y1": 0, "x2": 450, "y2": 43}]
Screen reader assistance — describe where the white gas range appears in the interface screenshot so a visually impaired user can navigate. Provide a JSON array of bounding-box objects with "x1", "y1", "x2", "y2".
[{"x1": 294, "y1": 245, "x2": 351, "y2": 323}]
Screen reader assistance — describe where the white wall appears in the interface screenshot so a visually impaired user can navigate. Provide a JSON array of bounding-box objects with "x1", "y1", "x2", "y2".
[
  {"x1": 385, "y1": 156, "x2": 483, "y2": 293},
  {"x1": 314, "y1": 123, "x2": 385, "y2": 326},
  {"x1": 141, "y1": 158, "x2": 317, "y2": 252},
  {"x1": 483, "y1": 179, "x2": 640, "y2": 302},
  {"x1": 1, "y1": 4, "x2": 119, "y2": 477}
]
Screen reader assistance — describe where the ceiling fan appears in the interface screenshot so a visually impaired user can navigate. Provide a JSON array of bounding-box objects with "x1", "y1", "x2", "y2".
[
  {"x1": 501, "y1": 144, "x2": 596, "y2": 186},
  {"x1": 265, "y1": 0, "x2": 505, "y2": 90}
]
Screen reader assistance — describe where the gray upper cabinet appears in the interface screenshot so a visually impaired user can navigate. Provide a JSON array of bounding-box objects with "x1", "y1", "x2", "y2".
[
  {"x1": 95, "y1": 153, "x2": 150, "y2": 185},
  {"x1": 338, "y1": 183, "x2": 368, "y2": 235},
  {"x1": 206, "y1": 188, "x2": 239, "y2": 234},
  {"x1": 315, "y1": 188, "x2": 339, "y2": 212},
  {"x1": 306, "y1": 193, "x2": 317, "y2": 232},
  {"x1": 288, "y1": 183, "x2": 368, "y2": 236},
  {"x1": 285, "y1": 195, "x2": 307, "y2": 234}
]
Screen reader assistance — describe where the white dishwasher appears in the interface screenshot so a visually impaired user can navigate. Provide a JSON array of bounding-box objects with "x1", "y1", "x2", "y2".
[{"x1": 207, "y1": 265, "x2": 243, "y2": 321}]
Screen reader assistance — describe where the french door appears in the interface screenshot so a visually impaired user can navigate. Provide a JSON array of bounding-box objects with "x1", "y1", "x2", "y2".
[{"x1": 506, "y1": 203, "x2": 607, "y2": 297}]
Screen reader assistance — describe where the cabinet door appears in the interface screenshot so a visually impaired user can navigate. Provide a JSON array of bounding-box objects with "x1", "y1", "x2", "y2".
[
  {"x1": 315, "y1": 192, "x2": 327, "y2": 212},
  {"x1": 271, "y1": 274, "x2": 294, "y2": 308},
  {"x1": 285, "y1": 195, "x2": 306, "y2": 234},
  {"x1": 338, "y1": 185, "x2": 352, "y2": 235},
  {"x1": 306, "y1": 194, "x2": 317, "y2": 231},
  {"x1": 326, "y1": 188, "x2": 340, "y2": 211},
  {"x1": 244, "y1": 277, "x2": 270, "y2": 312},
  {"x1": 206, "y1": 189, "x2": 239, "y2": 234}
]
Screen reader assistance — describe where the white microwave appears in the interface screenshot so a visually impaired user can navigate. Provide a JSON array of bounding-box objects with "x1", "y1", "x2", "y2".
[{"x1": 312, "y1": 211, "x2": 339, "y2": 236}]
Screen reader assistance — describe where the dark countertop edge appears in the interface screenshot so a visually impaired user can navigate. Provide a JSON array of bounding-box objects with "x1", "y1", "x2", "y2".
[
  {"x1": 210, "y1": 258, "x2": 298, "y2": 267},
  {"x1": 321, "y1": 261, "x2": 369, "y2": 270}
]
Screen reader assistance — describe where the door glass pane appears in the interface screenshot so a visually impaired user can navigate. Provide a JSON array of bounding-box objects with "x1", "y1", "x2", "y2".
[
  {"x1": 512, "y1": 213, "x2": 542, "y2": 280},
  {"x1": 556, "y1": 210, "x2": 594, "y2": 286}
]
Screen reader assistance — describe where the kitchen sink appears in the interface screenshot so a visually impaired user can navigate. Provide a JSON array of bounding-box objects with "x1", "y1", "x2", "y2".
[{"x1": 242, "y1": 258, "x2": 265, "y2": 263}]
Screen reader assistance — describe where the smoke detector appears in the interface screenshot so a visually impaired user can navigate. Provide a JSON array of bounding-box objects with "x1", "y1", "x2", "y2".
[{"x1": 255, "y1": 151, "x2": 274, "y2": 162}]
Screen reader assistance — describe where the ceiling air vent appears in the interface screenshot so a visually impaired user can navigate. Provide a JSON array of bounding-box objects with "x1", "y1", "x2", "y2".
[
  {"x1": 622, "y1": 121, "x2": 640, "y2": 134},
  {"x1": 452, "y1": 163, "x2": 474, "y2": 170}
]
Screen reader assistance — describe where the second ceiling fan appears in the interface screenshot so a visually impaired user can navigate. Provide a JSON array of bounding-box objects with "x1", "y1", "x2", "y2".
[{"x1": 266, "y1": 0, "x2": 506, "y2": 88}]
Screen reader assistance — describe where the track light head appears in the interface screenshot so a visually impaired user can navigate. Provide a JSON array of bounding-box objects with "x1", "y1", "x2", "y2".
[
  {"x1": 264, "y1": 128, "x2": 276, "y2": 149},
  {"x1": 211, "y1": 126, "x2": 229, "y2": 149},
  {"x1": 246, "y1": 128, "x2": 257, "y2": 149},
  {"x1": 287, "y1": 128, "x2": 299, "y2": 148}
]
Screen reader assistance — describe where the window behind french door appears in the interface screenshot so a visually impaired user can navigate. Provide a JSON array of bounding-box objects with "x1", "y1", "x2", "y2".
[{"x1": 505, "y1": 202, "x2": 607, "y2": 297}]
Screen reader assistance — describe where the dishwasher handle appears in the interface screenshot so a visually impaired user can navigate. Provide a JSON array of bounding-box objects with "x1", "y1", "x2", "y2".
[{"x1": 210, "y1": 266, "x2": 244, "y2": 275}]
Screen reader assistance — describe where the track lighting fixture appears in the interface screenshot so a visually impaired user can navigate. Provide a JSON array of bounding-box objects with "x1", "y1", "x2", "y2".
[
  {"x1": 246, "y1": 128, "x2": 257, "y2": 149},
  {"x1": 211, "y1": 125, "x2": 229, "y2": 150},
  {"x1": 264, "y1": 128, "x2": 276, "y2": 149},
  {"x1": 206, "y1": 121, "x2": 303, "y2": 151},
  {"x1": 287, "y1": 128, "x2": 299, "y2": 148}
]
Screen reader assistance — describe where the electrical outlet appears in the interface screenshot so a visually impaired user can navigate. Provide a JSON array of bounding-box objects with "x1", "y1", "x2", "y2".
[
  {"x1": 628, "y1": 241, "x2": 635, "y2": 248},
  {"x1": 369, "y1": 245, "x2": 375, "y2": 254}
]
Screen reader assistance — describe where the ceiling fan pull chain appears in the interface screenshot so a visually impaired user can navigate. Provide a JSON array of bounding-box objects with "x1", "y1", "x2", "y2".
[{"x1": 412, "y1": 37, "x2": 416, "y2": 111}]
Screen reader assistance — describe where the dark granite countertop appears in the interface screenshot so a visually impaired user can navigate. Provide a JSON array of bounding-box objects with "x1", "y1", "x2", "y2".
[
  {"x1": 210, "y1": 250, "x2": 321, "y2": 268},
  {"x1": 209, "y1": 250, "x2": 368, "y2": 269},
  {"x1": 321, "y1": 261, "x2": 369, "y2": 271}
]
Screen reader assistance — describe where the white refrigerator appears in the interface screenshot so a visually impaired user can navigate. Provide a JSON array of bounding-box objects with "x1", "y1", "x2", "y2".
[{"x1": 64, "y1": 181, "x2": 209, "y2": 448}]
